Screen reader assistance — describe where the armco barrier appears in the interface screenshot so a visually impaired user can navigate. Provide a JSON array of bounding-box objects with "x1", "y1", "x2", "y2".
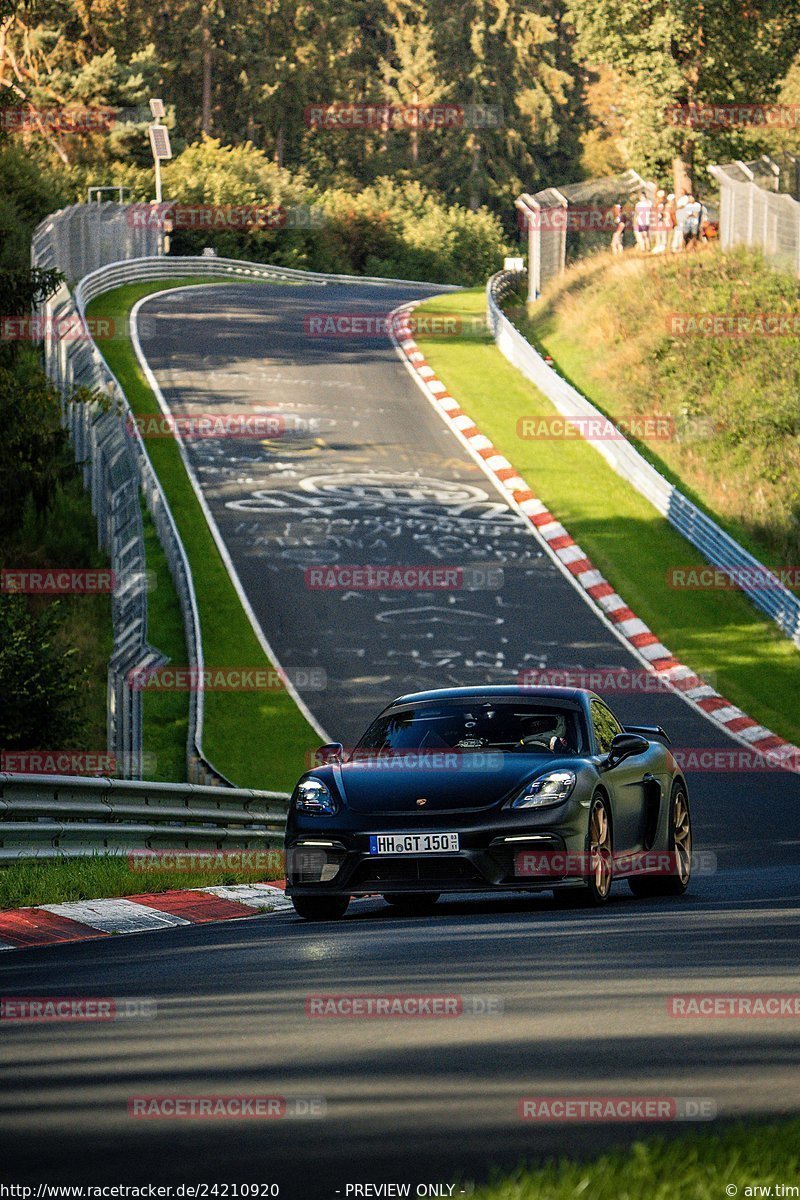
[
  {"x1": 0, "y1": 773, "x2": 289, "y2": 861},
  {"x1": 487, "y1": 271, "x2": 800, "y2": 647}
]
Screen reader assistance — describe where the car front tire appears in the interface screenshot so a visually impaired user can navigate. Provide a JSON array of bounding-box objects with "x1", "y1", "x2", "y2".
[
  {"x1": 291, "y1": 894, "x2": 350, "y2": 920},
  {"x1": 558, "y1": 792, "x2": 614, "y2": 907}
]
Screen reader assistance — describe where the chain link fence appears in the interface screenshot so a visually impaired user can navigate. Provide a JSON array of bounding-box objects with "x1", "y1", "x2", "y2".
[
  {"x1": 516, "y1": 169, "x2": 653, "y2": 300},
  {"x1": 31, "y1": 201, "x2": 158, "y2": 285},
  {"x1": 31, "y1": 205, "x2": 234, "y2": 785},
  {"x1": 709, "y1": 155, "x2": 800, "y2": 275}
]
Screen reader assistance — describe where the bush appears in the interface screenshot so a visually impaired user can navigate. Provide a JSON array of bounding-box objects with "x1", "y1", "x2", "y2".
[
  {"x1": 0, "y1": 593, "x2": 88, "y2": 750},
  {"x1": 160, "y1": 139, "x2": 510, "y2": 284}
]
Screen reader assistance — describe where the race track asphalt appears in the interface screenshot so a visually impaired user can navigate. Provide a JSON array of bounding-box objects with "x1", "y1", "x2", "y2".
[{"x1": 1, "y1": 279, "x2": 797, "y2": 1193}]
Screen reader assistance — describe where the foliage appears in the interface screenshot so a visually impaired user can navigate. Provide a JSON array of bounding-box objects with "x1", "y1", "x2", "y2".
[
  {"x1": 0, "y1": 57, "x2": 110, "y2": 759},
  {"x1": 0, "y1": 0, "x2": 582, "y2": 211},
  {"x1": 753, "y1": 48, "x2": 800, "y2": 159},
  {"x1": 0, "y1": 265, "x2": 62, "y2": 314},
  {"x1": 567, "y1": 0, "x2": 800, "y2": 190},
  {"x1": 0, "y1": 355, "x2": 72, "y2": 526},
  {"x1": 0, "y1": 592, "x2": 87, "y2": 749},
  {"x1": 577, "y1": 64, "x2": 634, "y2": 177},
  {"x1": 157, "y1": 139, "x2": 510, "y2": 283},
  {"x1": 472, "y1": 1117, "x2": 800, "y2": 1200}
]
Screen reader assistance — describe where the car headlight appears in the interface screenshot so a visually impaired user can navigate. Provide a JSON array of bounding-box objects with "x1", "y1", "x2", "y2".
[
  {"x1": 294, "y1": 777, "x2": 338, "y2": 815},
  {"x1": 509, "y1": 770, "x2": 576, "y2": 809}
]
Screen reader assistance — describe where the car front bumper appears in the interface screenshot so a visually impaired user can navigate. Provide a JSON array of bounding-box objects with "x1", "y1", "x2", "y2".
[{"x1": 285, "y1": 810, "x2": 591, "y2": 896}]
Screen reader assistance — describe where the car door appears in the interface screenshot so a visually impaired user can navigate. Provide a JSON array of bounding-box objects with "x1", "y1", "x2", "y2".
[{"x1": 590, "y1": 699, "x2": 651, "y2": 854}]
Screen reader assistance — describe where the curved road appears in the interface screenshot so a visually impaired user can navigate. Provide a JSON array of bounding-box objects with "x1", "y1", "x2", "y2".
[{"x1": 1, "y1": 279, "x2": 798, "y2": 1193}]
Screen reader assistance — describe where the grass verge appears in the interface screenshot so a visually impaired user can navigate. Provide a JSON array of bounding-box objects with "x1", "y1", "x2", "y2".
[
  {"x1": 141, "y1": 508, "x2": 188, "y2": 782},
  {"x1": 0, "y1": 852, "x2": 283, "y2": 910},
  {"x1": 472, "y1": 1116, "x2": 800, "y2": 1200},
  {"x1": 415, "y1": 289, "x2": 800, "y2": 746},
  {"x1": 512, "y1": 245, "x2": 800, "y2": 571},
  {"x1": 86, "y1": 278, "x2": 321, "y2": 790}
]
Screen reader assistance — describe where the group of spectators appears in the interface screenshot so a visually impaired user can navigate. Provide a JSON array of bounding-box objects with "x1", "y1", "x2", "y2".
[{"x1": 610, "y1": 190, "x2": 713, "y2": 255}]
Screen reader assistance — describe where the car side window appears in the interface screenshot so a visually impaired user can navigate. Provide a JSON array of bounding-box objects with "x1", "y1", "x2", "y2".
[{"x1": 591, "y1": 700, "x2": 623, "y2": 756}]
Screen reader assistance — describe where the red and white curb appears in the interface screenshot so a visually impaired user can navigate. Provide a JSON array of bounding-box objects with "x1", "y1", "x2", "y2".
[
  {"x1": 391, "y1": 304, "x2": 800, "y2": 770},
  {"x1": 0, "y1": 882, "x2": 293, "y2": 951}
]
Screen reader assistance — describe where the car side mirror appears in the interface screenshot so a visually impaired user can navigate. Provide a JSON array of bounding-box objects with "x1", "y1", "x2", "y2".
[
  {"x1": 606, "y1": 732, "x2": 649, "y2": 768},
  {"x1": 314, "y1": 742, "x2": 344, "y2": 765}
]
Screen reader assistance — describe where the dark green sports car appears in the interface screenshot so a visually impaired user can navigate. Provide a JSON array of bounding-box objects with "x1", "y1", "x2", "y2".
[{"x1": 285, "y1": 685, "x2": 692, "y2": 920}]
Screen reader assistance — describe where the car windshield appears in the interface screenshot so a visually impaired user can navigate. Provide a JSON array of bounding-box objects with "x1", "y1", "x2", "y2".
[{"x1": 353, "y1": 700, "x2": 587, "y2": 756}]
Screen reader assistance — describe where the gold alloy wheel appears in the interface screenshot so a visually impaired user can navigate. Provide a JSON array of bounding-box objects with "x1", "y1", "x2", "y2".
[
  {"x1": 673, "y1": 790, "x2": 692, "y2": 886},
  {"x1": 589, "y1": 796, "x2": 613, "y2": 899}
]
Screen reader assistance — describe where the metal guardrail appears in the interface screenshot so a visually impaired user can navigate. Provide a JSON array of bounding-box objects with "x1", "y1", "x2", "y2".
[
  {"x1": 74, "y1": 252, "x2": 458, "y2": 298},
  {"x1": 487, "y1": 271, "x2": 800, "y2": 647},
  {"x1": 0, "y1": 774, "x2": 289, "y2": 861},
  {"x1": 36, "y1": 280, "x2": 168, "y2": 780}
]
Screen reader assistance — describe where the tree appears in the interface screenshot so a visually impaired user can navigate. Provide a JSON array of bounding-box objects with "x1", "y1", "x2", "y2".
[
  {"x1": 0, "y1": 592, "x2": 87, "y2": 749},
  {"x1": 0, "y1": 359, "x2": 73, "y2": 528},
  {"x1": 751, "y1": 48, "x2": 800, "y2": 161},
  {"x1": 429, "y1": 0, "x2": 575, "y2": 211},
  {"x1": 0, "y1": 0, "x2": 163, "y2": 168},
  {"x1": 578, "y1": 63, "x2": 633, "y2": 177},
  {"x1": 379, "y1": 1, "x2": 451, "y2": 167},
  {"x1": 568, "y1": 0, "x2": 800, "y2": 193}
]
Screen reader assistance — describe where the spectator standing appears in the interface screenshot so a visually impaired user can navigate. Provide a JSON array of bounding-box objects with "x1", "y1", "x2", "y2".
[
  {"x1": 662, "y1": 193, "x2": 681, "y2": 252},
  {"x1": 673, "y1": 191, "x2": 690, "y2": 252},
  {"x1": 611, "y1": 202, "x2": 626, "y2": 254},
  {"x1": 651, "y1": 189, "x2": 668, "y2": 253},
  {"x1": 667, "y1": 194, "x2": 681, "y2": 252},
  {"x1": 683, "y1": 194, "x2": 703, "y2": 250},
  {"x1": 634, "y1": 191, "x2": 652, "y2": 251}
]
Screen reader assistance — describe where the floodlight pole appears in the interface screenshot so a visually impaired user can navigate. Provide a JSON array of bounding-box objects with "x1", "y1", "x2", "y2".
[{"x1": 148, "y1": 98, "x2": 170, "y2": 254}]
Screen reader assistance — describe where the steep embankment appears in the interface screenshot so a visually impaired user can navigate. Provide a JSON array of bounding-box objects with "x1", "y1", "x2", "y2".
[{"x1": 516, "y1": 245, "x2": 800, "y2": 572}]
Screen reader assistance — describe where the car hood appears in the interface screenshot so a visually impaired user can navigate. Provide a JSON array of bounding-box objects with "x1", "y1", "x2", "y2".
[{"x1": 332, "y1": 752, "x2": 579, "y2": 814}]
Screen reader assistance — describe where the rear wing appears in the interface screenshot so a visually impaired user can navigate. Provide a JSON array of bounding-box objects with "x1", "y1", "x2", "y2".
[{"x1": 624, "y1": 724, "x2": 671, "y2": 745}]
